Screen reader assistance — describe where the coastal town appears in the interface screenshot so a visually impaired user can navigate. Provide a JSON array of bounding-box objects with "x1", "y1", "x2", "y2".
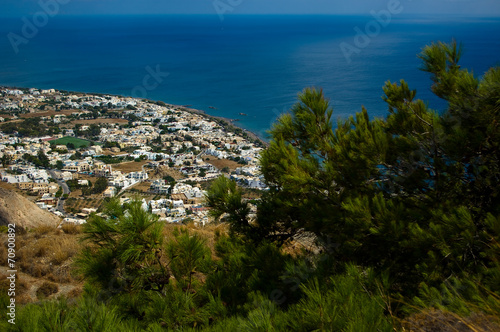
[{"x1": 0, "y1": 86, "x2": 267, "y2": 227}]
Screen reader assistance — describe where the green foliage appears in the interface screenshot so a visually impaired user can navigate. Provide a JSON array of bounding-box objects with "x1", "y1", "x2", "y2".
[
  {"x1": 1, "y1": 117, "x2": 49, "y2": 137},
  {"x1": 203, "y1": 40, "x2": 500, "y2": 327},
  {"x1": 95, "y1": 155, "x2": 126, "y2": 164},
  {"x1": 74, "y1": 198, "x2": 232, "y2": 330},
  {"x1": 55, "y1": 160, "x2": 64, "y2": 170},
  {"x1": 70, "y1": 151, "x2": 82, "y2": 160},
  {"x1": 73, "y1": 295, "x2": 135, "y2": 331},
  {"x1": 284, "y1": 266, "x2": 393, "y2": 332},
  {"x1": 204, "y1": 176, "x2": 251, "y2": 237},
  {"x1": 23, "y1": 150, "x2": 50, "y2": 168},
  {"x1": 68, "y1": 177, "x2": 107, "y2": 195},
  {"x1": 236, "y1": 292, "x2": 286, "y2": 332},
  {"x1": 93, "y1": 177, "x2": 108, "y2": 194},
  {"x1": 204, "y1": 235, "x2": 290, "y2": 314},
  {"x1": 6, "y1": 298, "x2": 74, "y2": 332},
  {"x1": 66, "y1": 179, "x2": 86, "y2": 191},
  {"x1": 163, "y1": 175, "x2": 175, "y2": 183},
  {"x1": 254, "y1": 40, "x2": 500, "y2": 299},
  {"x1": 1, "y1": 153, "x2": 12, "y2": 166},
  {"x1": 103, "y1": 141, "x2": 121, "y2": 149},
  {"x1": 50, "y1": 136, "x2": 92, "y2": 149},
  {"x1": 167, "y1": 228, "x2": 211, "y2": 291},
  {"x1": 76, "y1": 197, "x2": 168, "y2": 300},
  {"x1": 8, "y1": 40, "x2": 500, "y2": 331},
  {"x1": 0, "y1": 294, "x2": 140, "y2": 332}
]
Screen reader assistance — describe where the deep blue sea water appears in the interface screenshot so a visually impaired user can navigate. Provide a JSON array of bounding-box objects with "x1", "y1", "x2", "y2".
[{"x1": 1, "y1": 15, "x2": 499, "y2": 138}]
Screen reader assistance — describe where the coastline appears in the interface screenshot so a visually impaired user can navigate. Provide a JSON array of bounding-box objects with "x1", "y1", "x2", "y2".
[
  {"x1": 173, "y1": 105, "x2": 269, "y2": 148},
  {"x1": 1, "y1": 86, "x2": 270, "y2": 147}
]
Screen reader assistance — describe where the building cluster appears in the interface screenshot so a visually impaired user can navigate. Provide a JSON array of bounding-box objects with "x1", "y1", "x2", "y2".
[
  {"x1": 0, "y1": 87, "x2": 268, "y2": 226},
  {"x1": 0, "y1": 87, "x2": 137, "y2": 115}
]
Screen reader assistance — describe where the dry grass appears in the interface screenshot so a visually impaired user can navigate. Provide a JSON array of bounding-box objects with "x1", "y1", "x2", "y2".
[
  {"x1": 65, "y1": 196, "x2": 104, "y2": 214},
  {"x1": 32, "y1": 225, "x2": 59, "y2": 239},
  {"x1": 0, "y1": 245, "x2": 6, "y2": 266},
  {"x1": 36, "y1": 281, "x2": 59, "y2": 299},
  {"x1": 4, "y1": 226, "x2": 81, "y2": 282},
  {"x1": 0, "y1": 273, "x2": 30, "y2": 304},
  {"x1": 19, "y1": 263, "x2": 51, "y2": 278},
  {"x1": 102, "y1": 148, "x2": 125, "y2": 156},
  {"x1": 67, "y1": 285, "x2": 84, "y2": 299},
  {"x1": 401, "y1": 309, "x2": 500, "y2": 332},
  {"x1": 128, "y1": 181, "x2": 152, "y2": 193},
  {"x1": 0, "y1": 273, "x2": 28, "y2": 294},
  {"x1": 61, "y1": 223, "x2": 82, "y2": 234},
  {"x1": 46, "y1": 263, "x2": 75, "y2": 283},
  {"x1": 51, "y1": 237, "x2": 79, "y2": 265},
  {"x1": 152, "y1": 166, "x2": 185, "y2": 181},
  {"x1": 204, "y1": 156, "x2": 241, "y2": 171},
  {"x1": 51, "y1": 248, "x2": 70, "y2": 265},
  {"x1": 67, "y1": 190, "x2": 83, "y2": 200},
  {"x1": 0, "y1": 180, "x2": 17, "y2": 191},
  {"x1": 19, "y1": 109, "x2": 80, "y2": 119},
  {"x1": 70, "y1": 118, "x2": 129, "y2": 125},
  {"x1": 34, "y1": 238, "x2": 52, "y2": 257},
  {"x1": 0, "y1": 226, "x2": 83, "y2": 304},
  {"x1": 112, "y1": 160, "x2": 149, "y2": 173}
]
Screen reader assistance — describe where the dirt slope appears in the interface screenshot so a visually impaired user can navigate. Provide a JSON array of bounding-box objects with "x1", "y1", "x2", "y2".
[{"x1": 0, "y1": 187, "x2": 61, "y2": 229}]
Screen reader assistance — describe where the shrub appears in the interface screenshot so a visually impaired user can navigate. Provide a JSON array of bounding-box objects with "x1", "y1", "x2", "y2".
[
  {"x1": 34, "y1": 240, "x2": 51, "y2": 257},
  {"x1": 67, "y1": 286, "x2": 83, "y2": 299},
  {"x1": 61, "y1": 223, "x2": 81, "y2": 234},
  {"x1": 51, "y1": 248, "x2": 70, "y2": 266},
  {"x1": 36, "y1": 281, "x2": 59, "y2": 299},
  {"x1": 33, "y1": 225, "x2": 57, "y2": 238}
]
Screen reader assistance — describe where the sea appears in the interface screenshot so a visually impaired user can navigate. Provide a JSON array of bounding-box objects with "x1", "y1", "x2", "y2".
[{"x1": 1, "y1": 14, "x2": 499, "y2": 139}]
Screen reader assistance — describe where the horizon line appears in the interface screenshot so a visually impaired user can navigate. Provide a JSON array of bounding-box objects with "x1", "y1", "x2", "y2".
[{"x1": 1, "y1": 13, "x2": 500, "y2": 18}]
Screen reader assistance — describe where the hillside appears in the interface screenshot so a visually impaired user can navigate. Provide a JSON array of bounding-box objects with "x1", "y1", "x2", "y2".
[
  {"x1": 0, "y1": 187, "x2": 61, "y2": 229},
  {"x1": 0, "y1": 224, "x2": 84, "y2": 305}
]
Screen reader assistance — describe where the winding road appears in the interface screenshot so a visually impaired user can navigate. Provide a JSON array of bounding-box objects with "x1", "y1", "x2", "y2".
[{"x1": 48, "y1": 169, "x2": 71, "y2": 214}]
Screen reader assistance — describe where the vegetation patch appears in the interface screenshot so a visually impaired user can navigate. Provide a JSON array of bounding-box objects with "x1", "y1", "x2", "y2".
[
  {"x1": 36, "y1": 281, "x2": 59, "y2": 299},
  {"x1": 0, "y1": 41, "x2": 499, "y2": 331},
  {"x1": 49, "y1": 136, "x2": 92, "y2": 149},
  {"x1": 204, "y1": 156, "x2": 241, "y2": 171}
]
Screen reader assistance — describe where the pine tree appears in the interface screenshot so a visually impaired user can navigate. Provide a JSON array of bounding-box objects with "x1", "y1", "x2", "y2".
[
  {"x1": 237, "y1": 40, "x2": 500, "y2": 297},
  {"x1": 76, "y1": 197, "x2": 169, "y2": 300}
]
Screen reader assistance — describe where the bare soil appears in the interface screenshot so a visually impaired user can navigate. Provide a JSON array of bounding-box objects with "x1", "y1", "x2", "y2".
[
  {"x1": 20, "y1": 109, "x2": 81, "y2": 118},
  {"x1": 70, "y1": 118, "x2": 129, "y2": 125},
  {"x1": 203, "y1": 156, "x2": 241, "y2": 171},
  {"x1": 112, "y1": 160, "x2": 149, "y2": 173}
]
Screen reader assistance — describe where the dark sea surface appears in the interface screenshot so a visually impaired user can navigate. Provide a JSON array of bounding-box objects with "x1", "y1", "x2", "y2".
[{"x1": 1, "y1": 15, "x2": 499, "y2": 138}]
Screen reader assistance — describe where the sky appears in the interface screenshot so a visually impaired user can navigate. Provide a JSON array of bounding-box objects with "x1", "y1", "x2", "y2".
[{"x1": 1, "y1": 0, "x2": 500, "y2": 17}]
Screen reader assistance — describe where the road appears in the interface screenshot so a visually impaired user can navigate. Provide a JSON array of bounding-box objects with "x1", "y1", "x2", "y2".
[{"x1": 48, "y1": 169, "x2": 71, "y2": 214}]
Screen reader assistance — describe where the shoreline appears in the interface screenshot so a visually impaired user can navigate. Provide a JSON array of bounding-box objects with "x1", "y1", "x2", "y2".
[
  {"x1": 173, "y1": 105, "x2": 269, "y2": 147},
  {"x1": 1, "y1": 86, "x2": 270, "y2": 147}
]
